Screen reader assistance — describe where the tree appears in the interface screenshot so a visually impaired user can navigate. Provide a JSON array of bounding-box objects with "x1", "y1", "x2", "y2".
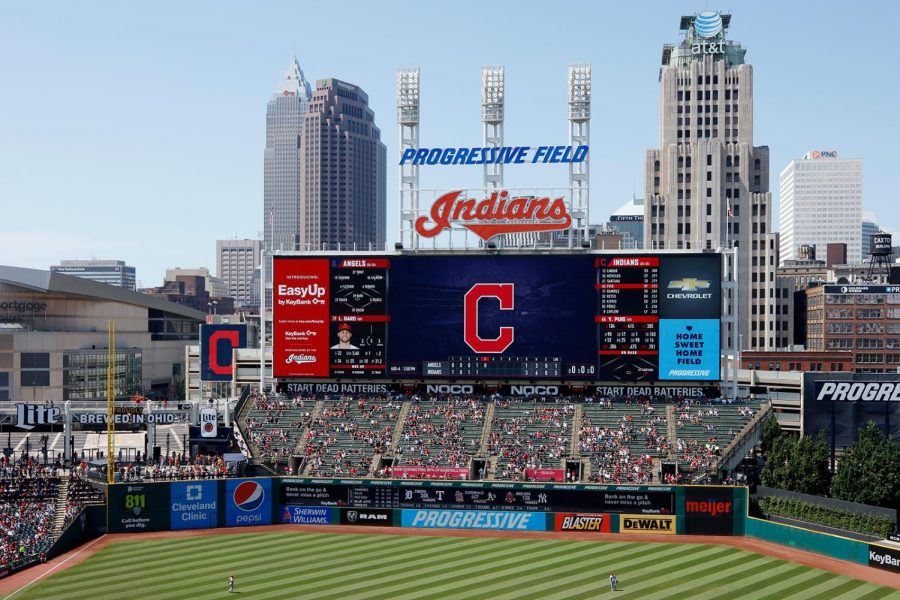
[
  {"x1": 760, "y1": 432, "x2": 795, "y2": 489},
  {"x1": 831, "y1": 422, "x2": 900, "y2": 509},
  {"x1": 785, "y1": 428, "x2": 832, "y2": 496},
  {"x1": 760, "y1": 413, "x2": 782, "y2": 455}
]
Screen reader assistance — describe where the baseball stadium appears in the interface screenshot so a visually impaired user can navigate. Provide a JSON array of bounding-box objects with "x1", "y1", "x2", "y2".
[
  {"x1": 2, "y1": 11, "x2": 900, "y2": 597},
  {"x1": 1, "y1": 249, "x2": 898, "y2": 598}
]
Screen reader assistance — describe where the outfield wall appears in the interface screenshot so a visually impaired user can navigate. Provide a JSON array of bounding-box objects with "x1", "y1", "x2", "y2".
[
  {"x1": 106, "y1": 478, "x2": 739, "y2": 535},
  {"x1": 103, "y1": 477, "x2": 898, "y2": 575}
]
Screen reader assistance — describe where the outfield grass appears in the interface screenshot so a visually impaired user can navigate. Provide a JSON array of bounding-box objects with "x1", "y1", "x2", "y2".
[{"x1": 5, "y1": 532, "x2": 899, "y2": 599}]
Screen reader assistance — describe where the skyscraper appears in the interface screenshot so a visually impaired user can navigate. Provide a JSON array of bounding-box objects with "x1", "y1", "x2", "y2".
[
  {"x1": 299, "y1": 78, "x2": 386, "y2": 251},
  {"x1": 779, "y1": 150, "x2": 862, "y2": 266},
  {"x1": 263, "y1": 58, "x2": 312, "y2": 253},
  {"x1": 217, "y1": 239, "x2": 262, "y2": 308},
  {"x1": 861, "y1": 213, "x2": 879, "y2": 258},
  {"x1": 645, "y1": 11, "x2": 780, "y2": 350}
]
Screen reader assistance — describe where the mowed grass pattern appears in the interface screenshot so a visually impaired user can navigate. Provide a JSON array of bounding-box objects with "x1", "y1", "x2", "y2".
[{"x1": 6, "y1": 531, "x2": 899, "y2": 600}]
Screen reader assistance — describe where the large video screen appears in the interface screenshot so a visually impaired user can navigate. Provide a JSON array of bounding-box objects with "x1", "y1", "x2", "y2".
[{"x1": 273, "y1": 253, "x2": 721, "y2": 382}]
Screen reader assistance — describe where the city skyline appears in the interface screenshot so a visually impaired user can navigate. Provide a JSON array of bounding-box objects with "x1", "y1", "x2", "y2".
[{"x1": 1, "y1": 1, "x2": 898, "y2": 285}]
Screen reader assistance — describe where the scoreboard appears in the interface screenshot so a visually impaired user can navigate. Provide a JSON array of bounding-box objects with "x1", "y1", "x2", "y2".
[
  {"x1": 280, "y1": 480, "x2": 676, "y2": 515},
  {"x1": 597, "y1": 257, "x2": 660, "y2": 381},
  {"x1": 273, "y1": 253, "x2": 721, "y2": 382}
]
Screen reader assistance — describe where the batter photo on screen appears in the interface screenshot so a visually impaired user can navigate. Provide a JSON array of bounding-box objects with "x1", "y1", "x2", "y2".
[{"x1": 331, "y1": 323, "x2": 359, "y2": 350}]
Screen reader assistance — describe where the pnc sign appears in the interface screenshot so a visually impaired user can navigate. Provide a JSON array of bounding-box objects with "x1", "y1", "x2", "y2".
[
  {"x1": 807, "y1": 150, "x2": 839, "y2": 159},
  {"x1": 415, "y1": 190, "x2": 572, "y2": 242}
]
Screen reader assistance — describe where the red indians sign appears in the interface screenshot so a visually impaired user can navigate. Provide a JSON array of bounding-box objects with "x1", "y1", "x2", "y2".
[{"x1": 415, "y1": 190, "x2": 572, "y2": 242}]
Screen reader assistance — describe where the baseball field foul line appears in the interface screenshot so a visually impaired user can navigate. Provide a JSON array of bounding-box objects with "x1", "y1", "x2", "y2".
[{"x1": 3, "y1": 534, "x2": 107, "y2": 600}]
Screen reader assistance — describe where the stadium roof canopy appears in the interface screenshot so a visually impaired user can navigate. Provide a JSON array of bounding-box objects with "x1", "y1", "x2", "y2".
[{"x1": 0, "y1": 265, "x2": 206, "y2": 321}]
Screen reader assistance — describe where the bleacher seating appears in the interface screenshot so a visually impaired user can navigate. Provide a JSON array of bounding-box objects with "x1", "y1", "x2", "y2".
[
  {"x1": 394, "y1": 396, "x2": 485, "y2": 471},
  {"x1": 673, "y1": 402, "x2": 755, "y2": 473},
  {"x1": 0, "y1": 461, "x2": 59, "y2": 573},
  {"x1": 244, "y1": 393, "x2": 312, "y2": 461},
  {"x1": 304, "y1": 396, "x2": 401, "y2": 477},
  {"x1": 487, "y1": 399, "x2": 573, "y2": 481},
  {"x1": 578, "y1": 402, "x2": 666, "y2": 484}
]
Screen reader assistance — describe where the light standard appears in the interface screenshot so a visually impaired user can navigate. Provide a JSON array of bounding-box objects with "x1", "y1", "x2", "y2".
[{"x1": 207, "y1": 300, "x2": 218, "y2": 316}]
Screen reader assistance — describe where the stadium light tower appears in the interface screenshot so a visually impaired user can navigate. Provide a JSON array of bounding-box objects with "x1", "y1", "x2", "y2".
[
  {"x1": 397, "y1": 68, "x2": 420, "y2": 250},
  {"x1": 482, "y1": 66, "x2": 506, "y2": 247},
  {"x1": 568, "y1": 63, "x2": 591, "y2": 248},
  {"x1": 482, "y1": 66, "x2": 505, "y2": 195}
]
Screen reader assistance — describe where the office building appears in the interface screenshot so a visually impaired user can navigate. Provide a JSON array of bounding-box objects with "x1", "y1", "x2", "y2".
[
  {"x1": 644, "y1": 11, "x2": 780, "y2": 350},
  {"x1": 300, "y1": 78, "x2": 386, "y2": 251},
  {"x1": 778, "y1": 150, "x2": 862, "y2": 265},
  {"x1": 263, "y1": 58, "x2": 313, "y2": 253},
  {"x1": 805, "y1": 284, "x2": 900, "y2": 373},
  {"x1": 50, "y1": 259, "x2": 136, "y2": 290},
  {"x1": 164, "y1": 267, "x2": 228, "y2": 299},
  {"x1": 862, "y1": 212, "x2": 879, "y2": 256},
  {"x1": 216, "y1": 239, "x2": 261, "y2": 308},
  {"x1": 608, "y1": 196, "x2": 644, "y2": 249}
]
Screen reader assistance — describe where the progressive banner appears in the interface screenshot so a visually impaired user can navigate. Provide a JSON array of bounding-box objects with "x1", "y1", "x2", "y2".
[
  {"x1": 620, "y1": 514, "x2": 676, "y2": 534},
  {"x1": 401, "y1": 509, "x2": 545, "y2": 531}
]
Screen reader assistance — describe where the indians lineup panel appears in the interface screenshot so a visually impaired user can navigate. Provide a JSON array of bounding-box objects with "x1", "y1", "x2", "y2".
[{"x1": 273, "y1": 254, "x2": 721, "y2": 382}]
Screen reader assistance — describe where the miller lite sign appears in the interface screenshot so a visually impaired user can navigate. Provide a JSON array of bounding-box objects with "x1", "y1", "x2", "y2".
[
  {"x1": 415, "y1": 190, "x2": 572, "y2": 242},
  {"x1": 200, "y1": 407, "x2": 218, "y2": 438}
]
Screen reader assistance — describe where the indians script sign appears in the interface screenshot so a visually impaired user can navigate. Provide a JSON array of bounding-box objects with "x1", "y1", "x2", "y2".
[{"x1": 415, "y1": 190, "x2": 572, "y2": 241}]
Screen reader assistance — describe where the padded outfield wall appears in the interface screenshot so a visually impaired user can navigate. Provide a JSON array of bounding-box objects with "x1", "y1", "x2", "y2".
[
  {"x1": 106, "y1": 478, "x2": 740, "y2": 535},
  {"x1": 104, "y1": 478, "x2": 897, "y2": 575}
]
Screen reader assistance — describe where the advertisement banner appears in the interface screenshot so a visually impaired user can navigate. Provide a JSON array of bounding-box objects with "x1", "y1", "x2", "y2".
[
  {"x1": 620, "y1": 515, "x2": 676, "y2": 534},
  {"x1": 392, "y1": 466, "x2": 468, "y2": 480},
  {"x1": 199, "y1": 324, "x2": 247, "y2": 381},
  {"x1": 802, "y1": 373, "x2": 900, "y2": 448},
  {"x1": 278, "y1": 479, "x2": 674, "y2": 514},
  {"x1": 401, "y1": 509, "x2": 545, "y2": 531},
  {"x1": 554, "y1": 513, "x2": 612, "y2": 532},
  {"x1": 525, "y1": 469, "x2": 565, "y2": 482},
  {"x1": 340, "y1": 508, "x2": 394, "y2": 527},
  {"x1": 225, "y1": 478, "x2": 272, "y2": 527},
  {"x1": 199, "y1": 407, "x2": 218, "y2": 438},
  {"x1": 658, "y1": 319, "x2": 720, "y2": 381},
  {"x1": 658, "y1": 255, "x2": 722, "y2": 319},
  {"x1": 279, "y1": 506, "x2": 333, "y2": 525},
  {"x1": 170, "y1": 480, "x2": 218, "y2": 530},
  {"x1": 107, "y1": 483, "x2": 169, "y2": 533},
  {"x1": 683, "y1": 486, "x2": 734, "y2": 535},
  {"x1": 868, "y1": 544, "x2": 900, "y2": 574},
  {"x1": 273, "y1": 258, "x2": 330, "y2": 377}
]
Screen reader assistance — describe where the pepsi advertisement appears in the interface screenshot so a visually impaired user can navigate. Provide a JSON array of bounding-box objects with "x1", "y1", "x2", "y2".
[
  {"x1": 225, "y1": 478, "x2": 272, "y2": 527},
  {"x1": 273, "y1": 253, "x2": 722, "y2": 383}
]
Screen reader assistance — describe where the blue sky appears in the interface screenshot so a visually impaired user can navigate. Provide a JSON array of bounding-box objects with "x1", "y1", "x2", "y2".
[{"x1": 1, "y1": 1, "x2": 897, "y2": 286}]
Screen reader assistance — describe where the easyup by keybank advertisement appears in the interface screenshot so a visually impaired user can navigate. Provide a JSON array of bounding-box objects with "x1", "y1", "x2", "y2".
[
  {"x1": 401, "y1": 509, "x2": 545, "y2": 531},
  {"x1": 170, "y1": 480, "x2": 217, "y2": 530}
]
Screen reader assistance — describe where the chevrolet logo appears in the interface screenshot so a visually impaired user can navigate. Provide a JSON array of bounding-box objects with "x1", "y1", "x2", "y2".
[{"x1": 668, "y1": 278, "x2": 711, "y2": 292}]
